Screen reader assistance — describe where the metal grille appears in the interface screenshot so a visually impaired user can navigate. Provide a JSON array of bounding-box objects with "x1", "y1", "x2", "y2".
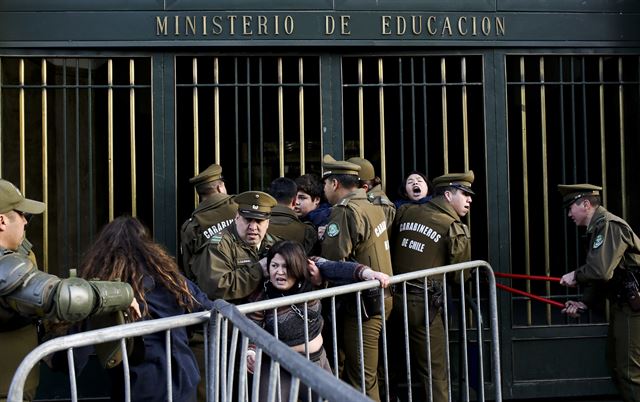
[
  {"x1": 175, "y1": 55, "x2": 322, "y2": 218},
  {"x1": 506, "y1": 54, "x2": 640, "y2": 326},
  {"x1": 341, "y1": 54, "x2": 488, "y2": 258},
  {"x1": 0, "y1": 57, "x2": 152, "y2": 275}
]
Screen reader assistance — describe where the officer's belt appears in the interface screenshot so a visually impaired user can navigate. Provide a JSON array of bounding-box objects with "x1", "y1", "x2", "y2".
[{"x1": 393, "y1": 280, "x2": 442, "y2": 295}]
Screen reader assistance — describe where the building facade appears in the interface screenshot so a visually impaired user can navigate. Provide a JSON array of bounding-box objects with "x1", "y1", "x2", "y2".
[{"x1": 1, "y1": 0, "x2": 639, "y2": 399}]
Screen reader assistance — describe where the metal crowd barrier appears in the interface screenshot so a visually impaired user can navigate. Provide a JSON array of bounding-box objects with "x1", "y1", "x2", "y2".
[{"x1": 8, "y1": 260, "x2": 501, "y2": 402}]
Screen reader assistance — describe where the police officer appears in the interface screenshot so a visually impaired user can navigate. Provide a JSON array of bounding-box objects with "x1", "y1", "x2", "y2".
[
  {"x1": 180, "y1": 163, "x2": 237, "y2": 278},
  {"x1": 0, "y1": 179, "x2": 135, "y2": 401},
  {"x1": 347, "y1": 157, "x2": 396, "y2": 229},
  {"x1": 558, "y1": 184, "x2": 640, "y2": 402},
  {"x1": 320, "y1": 154, "x2": 393, "y2": 402},
  {"x1": 391, "y1": 171, "x2": 474, "y2": 402},
  {"x1": 267, "y1": 177, "x2": 318, "y2": 254},
  {"x1": 190, "y1": 191, "x2": 279, "y2": 303}
]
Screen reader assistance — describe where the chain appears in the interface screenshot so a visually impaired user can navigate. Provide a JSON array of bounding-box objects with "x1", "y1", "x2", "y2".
[{"x1": 289, "y1": 303, "x2": 318, "y2": 324}]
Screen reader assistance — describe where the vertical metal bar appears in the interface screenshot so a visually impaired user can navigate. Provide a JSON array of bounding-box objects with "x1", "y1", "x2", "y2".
[
  {"x1": 440, "y1": 57, "x2": 449, "y2": 173},
  {"x1": 75, "y1": 60, "x2": 81, "y2": 265},
  {"x1": 88, "y1": 61, "x2": 95, "y2": 243},
  {"x1": 193, "y1": 57, "x2": 199, "y2": 207},
  {"x1": 214, "y1": 57, "x2": 221, "y2": 164},
  {"x1": 398, "y1": 57, "x2": 405, "y2": 174},
  {"x1": 358, "y1": 58, "x2": 364, "y2": 157},
  {"x1": 461, "y1": 57, "x2": 469, "y2": 170},
  {"x1": 519, "y1": 56, "x2": 532, "y2": 325},
  {"x1": 459, "y1": 276, "x2": 470, "y2": 401},
  {"x1": 598, "y1": 57, "x2": 607, "y2": 206},
  {"x1": 108, "y1": 59, "x2": 114, "y2": 221},
  {"x1": 378, "y1": 58, "x2": 387, "y2": 186},
  {"x1": 618, "y1": 56, "x2": 627, "y2": 218},
  {"x1": 238, "y1": 57, "x2": 246, "y2": 190},
  {"x1": 539, "y1": 57, "x2": 551, "y2": 325},
  {"x1": 248, "y1": 57, "x2": 256, "y2": 190},
  {"x1": 19, "y1": 59, "x2": 25, "y2": 191},
  {"x1": 581, "y1": 57, "x2": 589, "y2": 183},
  {"x1": 63, "y1": 60, "x2": 69, "y2": 268},
  {"x1": 67, "y1": 349, "x2": 78, "y2": 402},
  {"x1": 120, "y1": 338, "x2": 132, "y2": 402},
  {"x1": 474, "y1": 269, "x2": 486, "y2": 401},
  {"x1": 379, "y1": 289, "x2": 390, "y2": 402},
  {"x1": 355, "y1": 291, "x2": 366, "y2": 394},
  {"x1": 421, "y1": 279, "x2": 432, "y2": 402},
  {"x1": 410, "y1": 57, "x2": 417, "y2": 167},
  {"x1": 278, "y1": 57, "x2": 285, "y2": 177},
  {"x1": 298, "y1": 57, "x2": 306, "y2": 174},
  {"x1": 166, "y1": 330, "x2": 173, "y2": 402},
  {"x1": 331, "y1": 297, "x2": 339, "y2": 378},
  {"x1": 41, "y1": 59, "x2": 49, "y2": 269},
  {"x1": 441, "y1": 275, "x2": 452, "y2": 402},
  {"x1": 129, "y1": 59, "x2": 137, "y2": 216},
  {"x1": 422, "y1": 57, "x2": 429, "y2": 174}
]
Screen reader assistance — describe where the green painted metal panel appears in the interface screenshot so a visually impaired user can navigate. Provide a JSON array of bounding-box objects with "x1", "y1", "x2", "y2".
[
  {"x1": 0, "y1": 11, "x2": 639, "y2": 48},
  {"x1": 498, "y1": 0, "x2": 640, "y2": 13},
  {"x1": 335, "y1": 0, "x2": 494, "y2": 12}
]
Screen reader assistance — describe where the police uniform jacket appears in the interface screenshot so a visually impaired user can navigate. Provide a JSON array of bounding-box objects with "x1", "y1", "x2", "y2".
[
  {"x1": 391, "y1": 196, "x2": 471, "y2": 280},
  {"x1": 0, "y1": 247, "x2": 39, "y2": 401},
  {"x1": 267, "y1": 205, "x2": 318, "y2": 254},
  {"x1": 190, "y1": 222, "x2": 280, "y2": 303},
  {"x1": 180, "y1": 194, "x2": 237, "y2": 277},
  {"x1": 367, "y1": 184, "x2": 396, "y2": 230},
  {"x1": 575, "y1": 206, "x2": 640, "y2": 284},
  {"x1": 321, "y1": 188, "x2": 392, "y2": 275}
]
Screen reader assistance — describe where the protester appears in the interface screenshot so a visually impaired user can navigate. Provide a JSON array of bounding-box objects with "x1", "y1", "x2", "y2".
[{"x1": 246, "y1": 240, "x2": 390, "y2": 401}]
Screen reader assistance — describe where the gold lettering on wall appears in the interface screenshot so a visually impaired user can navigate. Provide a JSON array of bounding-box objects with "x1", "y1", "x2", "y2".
[{"x1": 153, "y1": 14, "x2": 506, "y2": 39}]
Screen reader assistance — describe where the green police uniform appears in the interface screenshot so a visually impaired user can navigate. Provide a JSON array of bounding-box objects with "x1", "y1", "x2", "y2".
[
  {"x1": 0, "y1": 180, "x2": 135, "y2": 402},
  {"x1": 190, "y1": 191, "x2": 279, "y2": 303},
  {"x1": 559, "y1": 184, "x2": 640, "y2": 401},
  {"x1": 0, "y1": 253, "x2": 134, "y2": 402},
  {"x1": 367, "y1": 184, "x2": 396, "y2": 231},
  {"x1": 321, "y1": 156, "x2": 393, "y2": 402},
  {"x1": 346, "y1": 157, "x2": 396, "y2": 230},
  {"x1": 180, "y1": 194, "x2": 237, "y2": 277},
  {"x1": 180, "y1": 164, "x2": 237, "y2": 278},
  {"x1": 390, "y1": 171, "x2": 473, "y2": 402},
  {"x1": 267, "y1": 204, "x2": 318, "y2": 254}
]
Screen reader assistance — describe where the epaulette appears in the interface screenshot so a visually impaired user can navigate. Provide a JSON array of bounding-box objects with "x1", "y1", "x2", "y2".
[
  {"x1": 208, "y1": 233, "x2": 224, "y2": 245},
  {"x1": 337, "y1": 198, "x2": 350, "y2": 207}
]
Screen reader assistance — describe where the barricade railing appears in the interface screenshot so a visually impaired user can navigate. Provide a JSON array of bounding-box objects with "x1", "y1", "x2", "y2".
[{"x1": 9, "y1": 259, "x2": 501, "y2": 402}]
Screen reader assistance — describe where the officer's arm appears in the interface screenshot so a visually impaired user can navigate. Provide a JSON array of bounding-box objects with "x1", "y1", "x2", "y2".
[
  {"x1": 576, "y1": 221, "x2": 629, "y2": 282},
  {"x1": 0, "y1": 254, "x2": 134, "y2": 322},
  {"x1": 448, "y1": 223, "x2": 471, "y2": 265},
  {"x1": 195, "y1": 240, "x2": 262, "y2": 301}
]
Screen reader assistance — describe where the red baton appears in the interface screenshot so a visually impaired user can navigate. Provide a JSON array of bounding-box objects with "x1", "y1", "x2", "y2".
[
  {"x1": 494, "y1": 272, "x2": 561, "y2": 282},
  {"x1": 495, "y1": 283, "x2": 565, "y2": 309}
]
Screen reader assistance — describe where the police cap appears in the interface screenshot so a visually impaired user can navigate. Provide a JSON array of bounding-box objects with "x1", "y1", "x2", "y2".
[
  {"x1": 557, "y1": 183, "x2": 602, "y2": 208},
  {"x1": 433, "y1": 170, "x2": 475, "y2": 195},
  {"x1": 0, "y1": 179, "x2": 46, "y2": 214},
  {"x1": 347, "y1": 157, "x2": 375, "y2": 181},
  {"x1": 189, "y1": 164, "x2": 223, "y2": 186},
  {"x1": 234, "y1": 191, "x2": 277, "y2": 220},
  {"x1": 322, "y1": 154, "x2": 361, "y2": 178}
]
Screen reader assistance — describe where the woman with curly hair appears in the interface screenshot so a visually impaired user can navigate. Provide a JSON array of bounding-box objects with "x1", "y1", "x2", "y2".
[{"x1": 58, "y1": 216, "x2": 213, "y2": 402}]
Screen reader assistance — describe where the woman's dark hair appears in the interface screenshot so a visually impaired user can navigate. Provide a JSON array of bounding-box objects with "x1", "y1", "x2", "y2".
[
  {"x1": 79, "y1": 216, "x2": 195, "y2": 317},
  {"x1": 266, "y1": 240, "x2": 309, "y2": 282},
  {"x1": 397, "y1": 170, "x2": 433, "y2": 200}
]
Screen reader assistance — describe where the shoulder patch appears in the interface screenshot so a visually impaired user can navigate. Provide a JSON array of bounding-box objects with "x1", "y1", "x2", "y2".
[
  {"x1": 326, "y1": 223, "x2": 340, "y2": 237},
  {"x1": 593, "y1": 234, "x2": 604, "y2": 249},
  {"x1": 209, "y1": 233, "x2": 223, "y2": 245}
]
